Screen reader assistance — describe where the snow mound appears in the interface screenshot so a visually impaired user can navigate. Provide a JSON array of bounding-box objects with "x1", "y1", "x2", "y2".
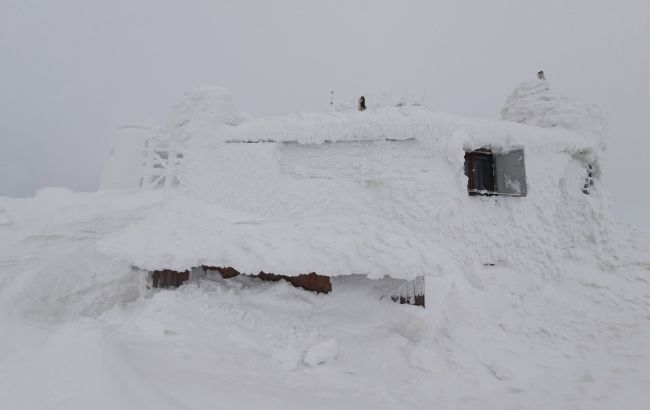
[
  {"x1": 501, "y1": 78, "x2": 606, "y2": 144},
  {"x1": 0, "y1": 190, "x2": 163, "y2": 321},
  {"x1": 168, "y1": 85, "x2": 250, "y2": 132}
]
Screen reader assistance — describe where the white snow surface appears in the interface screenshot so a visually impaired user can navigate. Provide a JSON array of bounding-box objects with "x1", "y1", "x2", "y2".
[
  {"x1": 0, "y1": 189, "x2": 648, "y2": 408},
  {"x1": 501, "y1": 79, "x2": 606, "y2": 147},
  {"x1": 2, "y1": 83, "x2": 649, "y2": 408}
]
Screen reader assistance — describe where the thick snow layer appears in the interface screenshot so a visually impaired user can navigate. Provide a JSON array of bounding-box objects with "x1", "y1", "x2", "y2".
[
  {"x1": 111, "y1": 140, "x2": 607, "y2": 277},
  {"x1": 1, "y1": 230, "x2": 649, "y2": 409},
  {"x1": 501, "y1": 79, "x2": 606, "y2": 146},
  {"x1": 0, "y1": 189, "x2": 161, "y2": 320},
  {"x1": 3, "y1": 83, "x2": 646, "y2": 407},
  {"x1": 3, "y1": 185, "x2": 647, "y2": 316},
  {"x1": 168, "y1": 85, "x2": 250, "y2": 129},
  {"x1": 100, "y1": 86, "x2": 250, "y2": 191},
  {"x1": 2, "y1": 165, "x2": 650, "y2": 409},
  {"x1": 225, "y1": 105, "x2": 595, "y2": 148},
  {"x1": 96, "y1": 85, "x2": 611, "y2": 278}
]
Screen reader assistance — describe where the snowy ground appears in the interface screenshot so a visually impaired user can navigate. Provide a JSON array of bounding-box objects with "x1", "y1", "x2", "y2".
[{"x1": 1, "y1": 190, "x2": 649, "y2": 409}]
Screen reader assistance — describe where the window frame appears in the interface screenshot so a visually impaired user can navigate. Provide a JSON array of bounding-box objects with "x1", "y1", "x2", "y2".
[
  {"x1": 464, "y1": 148, "x2": 527, "y2": 197},
  {"x1": 465, "y1": 149, "x2": 496, "y2": 196}
]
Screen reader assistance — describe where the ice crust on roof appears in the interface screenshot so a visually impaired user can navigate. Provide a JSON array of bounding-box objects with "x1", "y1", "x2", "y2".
[
  {"x1": 500, "y1": 79, "x2": 606, "y2": 146},
  {"x1": 225, "y1": 104, "x2": 597, "y2": 150},
  {"x1": 225, "y1": 106, "x2": 426, "y2": 144},
  {"x1": 223, "y1": 80, "x2": 605, "y2": 149}
]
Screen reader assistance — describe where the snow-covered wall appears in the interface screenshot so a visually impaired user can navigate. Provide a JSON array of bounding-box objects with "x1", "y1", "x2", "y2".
[{"x1": 97, "y1": 83, "x2": 613, "y2": 281}]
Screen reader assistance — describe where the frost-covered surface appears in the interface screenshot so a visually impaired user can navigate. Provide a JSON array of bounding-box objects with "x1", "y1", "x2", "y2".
[
  {"x1": 501, "y1": 79, "x2": 606, "y2": 146},
  {"x1": 101, "y1": 86, "x2": 251, "y2": 191},
  {"x1": 226, "y1": 104, "x2": 592, "y2": 146},
  {"x1": 96, "y1": 85, "x2": 612, "y2": 279},
  {"x1": 2, "y1": 83, "x2": 649, "y2": 408},
  {"x1": 0, "y1": 190, "x2": 649, "y2": 408}
]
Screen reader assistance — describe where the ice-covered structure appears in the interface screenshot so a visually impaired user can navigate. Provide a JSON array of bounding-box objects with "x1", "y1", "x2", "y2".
[
  {"x1": 99, "y1": 76, "x2": 611, "y2": 305},
  {"x1": 501, "y1": 72, "x2": 606, "y2": 141},
  {"x1": 4, "y1": 75, "x2": 650, "y2": 410}
]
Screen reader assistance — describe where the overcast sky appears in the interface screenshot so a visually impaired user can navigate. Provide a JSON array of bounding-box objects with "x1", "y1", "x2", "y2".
[{"x1": 1, "y1": 0, "x2": 648, "y2": 228}]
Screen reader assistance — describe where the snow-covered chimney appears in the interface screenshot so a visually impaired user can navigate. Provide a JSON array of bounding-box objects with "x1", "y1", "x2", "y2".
[
  {"x1": 537, "y1": 71, "x2": 546, "y2": 80},
  {"x1": 358, "y1": 96, "x2": 366, "y2": 111}
]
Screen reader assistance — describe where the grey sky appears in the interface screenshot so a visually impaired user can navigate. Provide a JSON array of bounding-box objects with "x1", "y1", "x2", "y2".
[{"x1": 1, "y1": 0, "x2": 648, "y2": 228}]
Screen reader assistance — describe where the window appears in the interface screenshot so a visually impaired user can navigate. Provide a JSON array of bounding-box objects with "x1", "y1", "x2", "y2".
[
  {"x1": 464, "y1": 148, "x2": 527, "y2": 196},
  {"x1": 465, "y1": 149, "x2": 495, "y2": 195}
]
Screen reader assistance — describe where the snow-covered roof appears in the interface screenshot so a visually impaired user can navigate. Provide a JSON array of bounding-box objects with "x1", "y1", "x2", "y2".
[
  {"x1": 224, "y1": 106, "x2": 429, "y2": 144},
  {"x1": 222, "y1": 103, "x2": 600, "y2": 153},
  {"x1": 206, "y1": 77, "x2": 606, "y2": 153}
]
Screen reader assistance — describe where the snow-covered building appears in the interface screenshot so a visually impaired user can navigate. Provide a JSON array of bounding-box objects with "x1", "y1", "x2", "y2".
[
  {"x1": 100, "y1": 74, "x2": 611, "y2": 306},
  {"x1": 4, "y1": 74, "x2": 650, "y2": 410}
]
